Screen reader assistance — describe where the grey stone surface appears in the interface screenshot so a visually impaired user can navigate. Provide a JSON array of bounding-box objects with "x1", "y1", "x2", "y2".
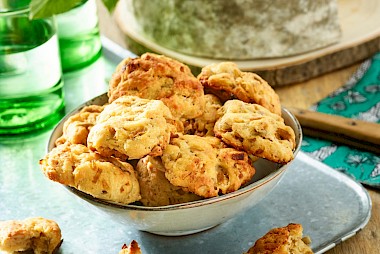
[{"x1": 127, "y1": 0, "x2": 342, "y2": 59}]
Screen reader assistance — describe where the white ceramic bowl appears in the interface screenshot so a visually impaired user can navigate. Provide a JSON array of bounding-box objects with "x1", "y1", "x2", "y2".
[{"x1": 48, "y1": 93, "x2": 302, "y2": 236}]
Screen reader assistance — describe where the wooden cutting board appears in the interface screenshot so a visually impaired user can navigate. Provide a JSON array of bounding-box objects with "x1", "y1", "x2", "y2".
[{"x1": 114, "y1": 0, "x2": 380, "y2": 86}]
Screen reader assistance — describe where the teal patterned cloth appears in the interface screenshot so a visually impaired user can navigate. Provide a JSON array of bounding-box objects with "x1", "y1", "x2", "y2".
[{"x1": 301, "y1": 52, "x2": 380, "y2": 187}]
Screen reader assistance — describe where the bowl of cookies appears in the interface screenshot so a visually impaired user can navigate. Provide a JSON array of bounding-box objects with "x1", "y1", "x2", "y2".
[{"x1": 40, "y1": 53, "x2": 302, "y2": 236}]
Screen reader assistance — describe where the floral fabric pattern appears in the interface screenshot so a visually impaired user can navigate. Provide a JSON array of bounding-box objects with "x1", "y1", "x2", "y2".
[{"x1": 301, "y1": 52, "x2": 380, "y2": 187}]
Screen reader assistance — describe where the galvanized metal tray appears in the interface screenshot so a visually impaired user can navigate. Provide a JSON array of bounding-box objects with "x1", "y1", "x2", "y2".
[{"x1": 0, "y1": 38, "x2": 371, "y2": 254}]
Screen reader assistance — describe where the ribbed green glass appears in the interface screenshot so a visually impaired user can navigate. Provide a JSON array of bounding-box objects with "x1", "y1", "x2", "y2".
[{"x1": 0, "y1": 6, "x2": 65, "y2": 135}]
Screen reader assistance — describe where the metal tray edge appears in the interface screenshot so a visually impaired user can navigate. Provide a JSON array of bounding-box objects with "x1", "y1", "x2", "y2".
[{"x1": 297, "y1": 152, "x2": 372, "y2": 254}]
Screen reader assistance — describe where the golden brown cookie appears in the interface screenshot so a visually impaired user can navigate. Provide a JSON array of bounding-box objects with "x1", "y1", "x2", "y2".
[
  {"x1": 0, "y1": 217, "x2": 62, "y2": 254},
  {"x1": 39, "y1": 142, "x2": 141, "y2": 204},
  {"x1": 136, "y1": 156, "x2": 202, "y2": 207},
  {"x1": 245, "y1": 223, "x2": 314, "y2": 254},
  {"x1": 108, "y1": 53, "x2": 205, "y2": 120},
  {"x1": 214, "y1": 100, "x2": 296, "y2": 164},
  {"x1": 183, "y1": 94, "x2": 222, "y2": 136},
  {"x1": 198, "y1": 62, "x2": 281, "y2": 115},
  {"x1": 55, "y1": 104, "x2": 104, "y2": 146},
  {"x1": 87, "y1": 95, "x2": 175, "y2": 160},
  {"x1": 119, "y1": 240, "x2": 142, "y2": 254},
  {"x1": 161, "y1": 134, "x2": 255, "y2": 198}
]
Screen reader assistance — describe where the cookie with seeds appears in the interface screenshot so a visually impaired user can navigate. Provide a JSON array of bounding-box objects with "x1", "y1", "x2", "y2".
[
  {"x1": 0, "y1": 217, "x2": 62, "y2": 254},
  {"x1": 214, "y1": 100, "x2": 295, "y2": 164},
  {"x1": 39, "y1": 142, "x2": 141, "y2": 204},
  {"x1": 198, "y1": 62, "x2": 281, "y2": 115},
  {"x1": 161, "y1": 134, "x2": 255, "y2": 198},
  {"x1": 136, "y1": 156, "x2": 202, "y2": 207},
  {"x1": 108, "y1": 53, "x2": 205, "y2": 120},
  {"x1": 55, "y1": 104, "x2": 104, "y2": 146},
  {"x1": 87, "y1": 95, "x2": 175, "y2": 160}
]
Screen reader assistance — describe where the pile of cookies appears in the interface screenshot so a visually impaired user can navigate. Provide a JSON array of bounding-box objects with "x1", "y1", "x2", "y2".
[{"x1": 40, "y1": 53, "x2": 296, "y2": 207}]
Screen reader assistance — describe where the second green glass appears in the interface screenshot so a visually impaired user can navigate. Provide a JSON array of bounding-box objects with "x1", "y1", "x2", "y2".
[{"x1": 57, "y1": 0, "x2": 102, "y2": 72}]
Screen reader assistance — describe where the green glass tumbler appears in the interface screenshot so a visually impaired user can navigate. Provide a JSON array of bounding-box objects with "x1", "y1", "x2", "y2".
[
  {"x1": 57, "y1": 0, "x2": 102, "y2": 72},
  {"x1": 0, "y1": 1, "x2": 65, "y2": 135}
]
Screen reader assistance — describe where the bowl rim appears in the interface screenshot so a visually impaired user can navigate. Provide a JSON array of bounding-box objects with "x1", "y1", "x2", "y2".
[{"x1": 49, "y1": 93, "x2": 302, "y2": 211}]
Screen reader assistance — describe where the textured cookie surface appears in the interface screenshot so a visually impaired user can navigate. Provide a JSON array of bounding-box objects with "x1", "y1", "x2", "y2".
[
  {"x1": 108, "y1": 53, "x2": 205, "y2": 120},
  {"x1": 161, "y1": 134, "x2": 255, "y2": 198},
  {"x1": 183, "y1": 94, "x2": 222, "y2": 136},
  {"x1": 136, "y1": 156, "x2": 202, "y2": 206},
  {"x1": 55, "y1": 104, "x2": 104, "y2": 146},
  {"x1": 214, "y1": 100, "x2": 295, "y2": 164},
  {"x1": 87, "y1": 95, "x2": 174, "y2": 160},
  {"x1": 0, "y1": 217, "x2": 62, "y2": 254},
  {"x1": 245, "y1": 223, "x2": 314, "y2": 254},
  {"x1": 39, "y1": 142, "x2": 141, "y2": 204},
  {"x1": 198, "y1": 62, "x2": 281, "y2": 115}
]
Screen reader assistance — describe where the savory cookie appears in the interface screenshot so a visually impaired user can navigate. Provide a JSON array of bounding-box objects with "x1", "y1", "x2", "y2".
[
  {"x1": 108, "y1": 53, "x2": 205, "y2": 120},
  {"x1": 119, "y1": 240, "x2": 142, "y2": 254},
  {"x1": 183, "y1": 94, "x2": 222, "y2": 136},
  {"x1": 0, "y1": 217, "x2": 62, "y2": 254},
  {"x1": 245, "y1": 223, "x2": 314, "y2": 254},
  {"x1": 87, "y1": 95, "x2": 175, "y2": 160},
  {"x1": 214, "y1": 100, "x2": 296, "y2": 164},
  {"x1": 161, "y1": 134, "x2": 255, "y2": 198},
  {"x1": 198, "y1": 62, "x2": 281, "y2": 115},
  {"x1": 39, "y1": 142, "x2": 141, "y2": 204},
  {"x1": 136, "y1": 156, "x2": 202, "y2": 207},
  {"x1": 55, "y1": 104, "x2": 104, "y2": 146}
]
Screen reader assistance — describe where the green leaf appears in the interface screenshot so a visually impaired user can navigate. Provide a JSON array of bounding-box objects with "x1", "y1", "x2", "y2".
[
  {"x1": 29, "y1": 0, "x2": 84, "y2": 19},
  {"x1": 101, "y1": 0, "x2": 119, "y2": 13},
  {"x1": 29, "y1": 0, "x2": 119, "y2": 20}
]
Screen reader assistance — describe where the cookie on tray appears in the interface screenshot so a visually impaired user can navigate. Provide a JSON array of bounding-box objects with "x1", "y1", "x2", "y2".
[
  {"x1": 0, "y1": 217, "x2": 62, "y2": 254},
  {"x1": 119, "y1": 240, "x2": 142, "y2": 254},
  {"x1": 198, "y1": 62, "x2": 281, "y2": 115},
  {"x1": 183, "y1": 94, "x2": 222, "y2": 136},
  {"x1": 245, "y1": 223, "x2": 314, "y2": 254},
  {"x1": 87, "y1": 95, "x2": 175, "y2": 160},
  {"x1": 161, "y1": 134, "x2": 255, "y2": 198},
  {"x1": 55, "y1": 105, "x2": 104, "y2": 146},
  {"x1": 136, "y1": 156, "x2": 202, "y2": 207},
  {"x1": 108, "y1": 53, "x2": 205, "y2": 120},
  {"x1": 214, "y1": 100, "x2": 296, "y2": 164},
  {"x1": 39, "y1": 142, "x2": 141, "y2": 204}
]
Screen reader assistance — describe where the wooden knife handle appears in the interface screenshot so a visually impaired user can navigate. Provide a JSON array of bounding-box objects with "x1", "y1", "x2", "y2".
[{"x1": 288, "y1": 108, "x2": 380, "y2": 153}]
